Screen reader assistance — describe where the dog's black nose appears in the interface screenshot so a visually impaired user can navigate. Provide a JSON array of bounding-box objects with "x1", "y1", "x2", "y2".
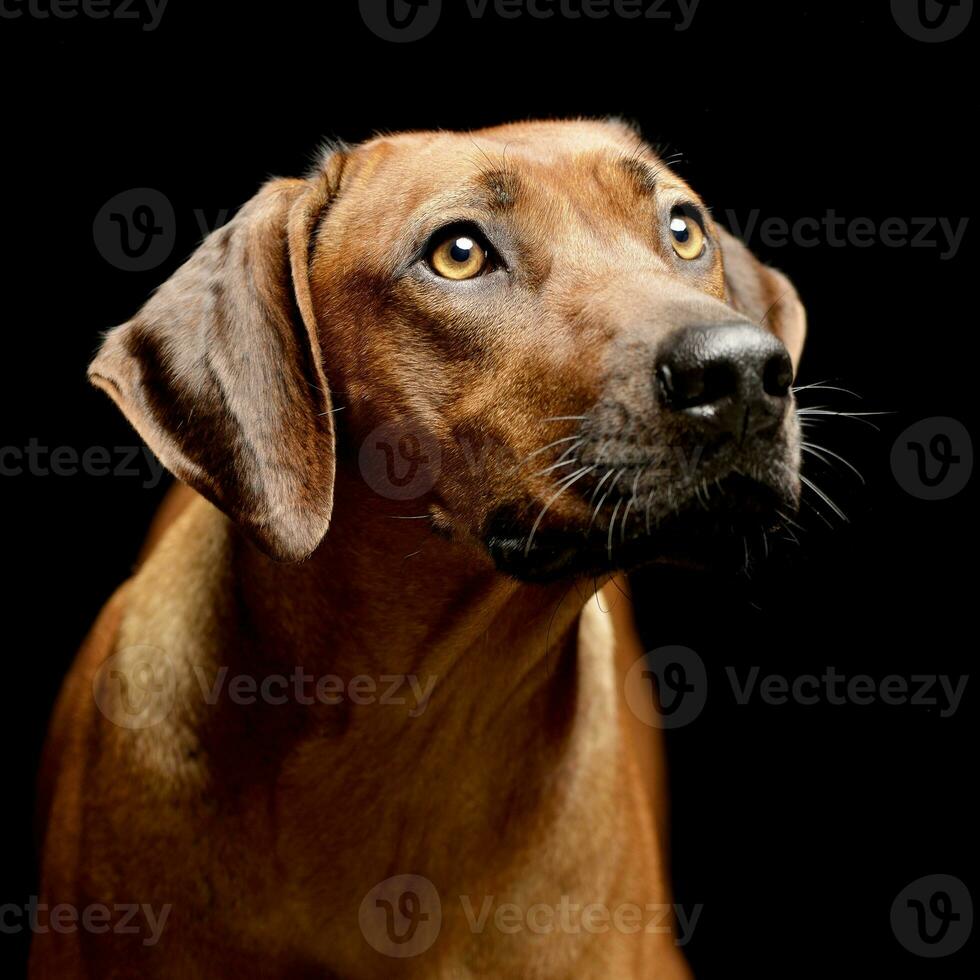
[{"x1": 656, "y1": 323, "x2": 793, "y2": 438}]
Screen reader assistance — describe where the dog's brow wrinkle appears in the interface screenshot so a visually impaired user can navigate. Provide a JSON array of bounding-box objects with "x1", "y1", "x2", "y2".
[
  {"x1": 473, "y1": 168, "x2": 521, "y2": 211},
  {"x1": 618, "y1": 157, "x2": 659, "y2": 196}
]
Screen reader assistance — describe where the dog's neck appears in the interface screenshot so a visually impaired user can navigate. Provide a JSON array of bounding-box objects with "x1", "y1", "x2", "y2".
[
  {"x1": 138, "y1": 477, "x2": 667, "y2": 954},
  {"x1": 198, "y1": 469, "x2": 667, "y2": 961},
  {"x1": 233, "y1": 470, "x2": 593, "y2": 735}
]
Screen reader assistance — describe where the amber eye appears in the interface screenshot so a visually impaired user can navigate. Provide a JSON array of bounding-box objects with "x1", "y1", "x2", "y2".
[
  {"x1": 669, "y1": 212, "x2": 706, "y2": 261},
  {"x1": 429, "y1": 233, "x2": 491, "y2": 280}
]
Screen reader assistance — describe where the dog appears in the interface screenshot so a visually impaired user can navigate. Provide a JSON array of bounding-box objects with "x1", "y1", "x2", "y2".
[{"x1": 33, "y1": 119, "x2": 806, "y2": 978}]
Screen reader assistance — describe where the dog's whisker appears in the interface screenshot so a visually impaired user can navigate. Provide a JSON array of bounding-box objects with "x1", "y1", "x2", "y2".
[
  {"x1": 511, "y1": 436, "x2": 582, "y2": 472},
  {"x1": 775, "y1": 510, "x2": 802, "y2": 547},
  {"x1": 801, "y1": 442, "x2": 866, "y2": 484},
  {"x1": 800, "y1": 493, "x2": 835, "y2": 529},
  {"x1": 592, "y1": 575, "x2": 609, "y2": 614},
  {"x1": 619, "y1": 467, "x2": 646, "y2": 543},
  {"x1": 556, "y1": 440, "x2": 584, "y2": 465},
  {"x1": 799, "y1": 473, "x2": 849, "y2": 523},
  {"x1": 589, "y1": 468, "x2": 623, "y2": 532},
  {"x1": 801, "y1": 444, "x2": 837, "y2": 469},
  {"x1": 541, "y1": 415, "x2": 589, "y2": 424},
  {"x1": 757, "y1": 285, "x2": 797, "y2": 330},
  {"x1": 524, "y1": 465, "x2": 596, "y2": 557},
  {"x1": 783, "y1": 526, "x2": 801, "y2": 547},
  {"x1": 534, "y1": 457, "x2": 580, "y2": 477},
  {"x1": 621, "y1": 494, "x2": 637, "y2": 543},
  {"x1": 607, "y1": 496, "x2": 624, "y2": 560},
  {"x1": 594, "y1": 437, "x2": 614, "y2": 464},
  {"x1": 545, "y1": 582, "x2": 579, "y2": 667},
  {"x1": 797, "y1": 408, "x2": 889, "y2": 417},
  {"x1": 796, "y1": 408, "x2": 889, "y2": 431},
  {"x1": 589, "y1": 467, "x2": 617, "y2": 507},
  {"x1": 630, "y1": 466, "x2": 645, "y2": 500},
  {"x1": 792, "y1": 381, "x2": 863, "y2": 399},
  {"x1": 644, "y1": 486, "x2": 658, "y2": 534},
  {"x1": 776, "y1": 508, "x2": 806, "y2": 534},
  {"x1": 694, "y1": 479, "x2": 711, "y2": 511}
]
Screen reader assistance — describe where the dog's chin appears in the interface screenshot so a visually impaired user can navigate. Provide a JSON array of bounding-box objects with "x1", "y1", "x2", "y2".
[{"x1": 484, "y1": 471, "x2": 798, "y2": 584}]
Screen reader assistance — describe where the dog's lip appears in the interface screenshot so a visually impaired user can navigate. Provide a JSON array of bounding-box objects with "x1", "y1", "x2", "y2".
[
  {"x1": 629, "y1": 470, "x2": 796, "y2": 539},
  {"x1": 483, "y1": 469, "x2": 797, "y2": 582}
]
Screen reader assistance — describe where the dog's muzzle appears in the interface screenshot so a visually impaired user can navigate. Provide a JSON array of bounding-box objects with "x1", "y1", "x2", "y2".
[{"x1": 484, "y1": 322, "x2": 801, "y2": 582}]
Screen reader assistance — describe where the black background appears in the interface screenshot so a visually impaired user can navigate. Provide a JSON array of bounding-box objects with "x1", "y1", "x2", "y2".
[{"x1": 1, "y1": 1, "x2": 975, "y2": 976}]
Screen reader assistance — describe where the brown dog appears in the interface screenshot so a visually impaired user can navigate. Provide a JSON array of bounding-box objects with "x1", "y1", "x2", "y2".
[{"x1": 33, "y1": 119, "x2": 806, "y2": 978}]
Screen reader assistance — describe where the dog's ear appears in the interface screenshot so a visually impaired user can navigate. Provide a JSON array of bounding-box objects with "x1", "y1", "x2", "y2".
[
  {"x1": 89, "y1": 173, "x2": 340, "y2": 562},
  {"x1": 716, "y1": 225, "x2": 807, "y2": 372}
]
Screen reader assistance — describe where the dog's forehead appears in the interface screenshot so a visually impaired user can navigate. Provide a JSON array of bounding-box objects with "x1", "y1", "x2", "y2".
[
  {"x1": 339, "y1": 120, "x2": 692, "y2": 210},
  {"x1": 366, "y1": 118, "x2": 644, "y2": 163}
]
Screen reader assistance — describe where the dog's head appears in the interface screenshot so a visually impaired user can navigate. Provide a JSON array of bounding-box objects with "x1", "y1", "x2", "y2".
[{"x1": 91, "y1": 120, "x2": 806, "y2": 579}]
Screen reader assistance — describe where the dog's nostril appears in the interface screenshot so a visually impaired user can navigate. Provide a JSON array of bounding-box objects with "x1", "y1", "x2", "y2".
[
  {"x1": 656, "y1": 360, "x2": 737, "y2": 411},
  {"x1": 701, "y1": 361, "x2": 740, "y2": 406},
  {"x1": 762, "y1": 350, "x2": 793, "y2": 398},
  {"x1": 656, "y1": 363, "x2": 689, "y2": 407}
]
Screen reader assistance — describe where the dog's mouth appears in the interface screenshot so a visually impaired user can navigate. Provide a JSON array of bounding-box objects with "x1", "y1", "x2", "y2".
[{"x1": 483, "y1": 459, "x2": 799, "y2": 583}]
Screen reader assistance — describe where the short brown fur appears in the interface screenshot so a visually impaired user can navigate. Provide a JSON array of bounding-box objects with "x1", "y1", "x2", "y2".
[{"x1": 34, "y1": 120, "x2": 806, "y2": 978}]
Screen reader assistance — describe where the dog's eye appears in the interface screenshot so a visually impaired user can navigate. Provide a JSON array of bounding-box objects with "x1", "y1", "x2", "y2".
[
  {"x1": 669, "y1": 211, "x2": 706, "y2": 261},
  {"x1": 429, "y1": 233, "x2": 491, "y2": 280}
]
